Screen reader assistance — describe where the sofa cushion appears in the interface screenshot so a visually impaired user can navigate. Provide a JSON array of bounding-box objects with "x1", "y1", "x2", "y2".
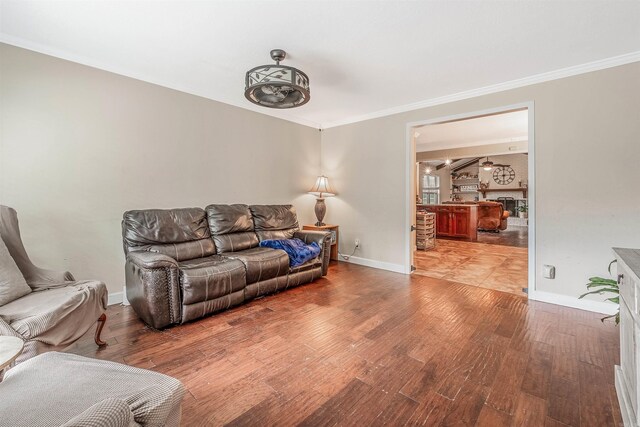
[
  {"x1": 259, "y1": 238, "x2": 321, "y2": 267},
  {"x1": 0, "y1": 237, "x2": 31, "y2": 306},
  {"x1": 0, "y1": 352, "x2": 185, "y2": 427},
  {"x1": 477, "y1": 202, "x2": 504, "y2": 231},
  {"x1": 220, "y1": 247, "x2": 289, "y2": 284},
  {"x1": 0, "y1": 281, "x2": 107, "y2": 345},
  {"x1": 122, "y1": 208, "x2": 215, "y2": 261},
  {"x1": 60, "y1": 398, "x2": 133, "y2": 427},
  {"x1": 205, "y1": 204, "x2": 259, "y2": 253},
  {"x1": 288, "y1": 257, "x2": 322, "y2": 274},
  {"x1": 250, "y1": 205, "x2": 299, "y2": 241},
  {"x1": 177, "y1": 256, "x2": 246, "y2": 305}
]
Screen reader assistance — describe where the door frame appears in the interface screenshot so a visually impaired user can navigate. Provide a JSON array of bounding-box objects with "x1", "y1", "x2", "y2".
[{"x1": 404, "y1": 101, "x2": 536, "y2": 295}]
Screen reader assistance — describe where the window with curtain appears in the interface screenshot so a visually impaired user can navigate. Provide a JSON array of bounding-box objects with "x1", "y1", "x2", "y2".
[{"x1": 422, "y1": 174, "x2": 440, "y2": 205}]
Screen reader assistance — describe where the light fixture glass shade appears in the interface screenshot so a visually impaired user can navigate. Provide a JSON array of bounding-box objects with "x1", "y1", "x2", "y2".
[
  {"x1": 245, "y1": 50, "x2": 310, "y2": 109},
  {"x1": 308, "y1": 175, "x2": 335, "y2": 198}
]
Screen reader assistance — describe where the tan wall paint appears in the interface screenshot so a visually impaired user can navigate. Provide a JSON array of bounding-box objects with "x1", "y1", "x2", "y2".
[
  {"x1": 477, "y1": 153, "x2": 529, "y2": 195},
  {"x1": 0, "y1": 44, "x2": 321, "y2": 296},
  {"x1": 321, "y1": 62, "x2": 640, "y2": 300}
]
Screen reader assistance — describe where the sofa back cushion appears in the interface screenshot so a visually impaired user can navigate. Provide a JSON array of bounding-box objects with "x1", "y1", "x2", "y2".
[
  {"x1": 0, "y1": 237, "x2": 31, "y2": 306},
  {"x1": 205, "y1": 204, "x2": 259, "y2": 253},
  {"x1": 122, "y1": 208, "x2": 215, "y2": 261},
  {"x1": 250, "y1": 205, "x2": 299, "y2": 241},
  {"x1": 477, "y1": 202, "x2": 503, "y2": 230}
]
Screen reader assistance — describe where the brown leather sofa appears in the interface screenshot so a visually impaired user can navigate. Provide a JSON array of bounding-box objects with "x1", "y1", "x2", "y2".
[
  {"x1": 122, "y1": 204, "x2": 331, "y2": 329},
  {"x1": 442, "y1": 200, "x2": 509, "y2": 231}
]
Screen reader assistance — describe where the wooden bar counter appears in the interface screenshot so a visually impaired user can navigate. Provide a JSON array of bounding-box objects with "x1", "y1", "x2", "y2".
[{"x1": 417, "y1": 204, "x2": 478, "y2": 242}]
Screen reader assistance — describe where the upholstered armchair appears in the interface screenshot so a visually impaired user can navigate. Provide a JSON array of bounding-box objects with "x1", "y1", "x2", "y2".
[
  {"x1": 477, "y1": 201, "x2": 510, "y2": 232},
  {"x1": 0, "y1": 206, "x2": 108, "y2": 363}
]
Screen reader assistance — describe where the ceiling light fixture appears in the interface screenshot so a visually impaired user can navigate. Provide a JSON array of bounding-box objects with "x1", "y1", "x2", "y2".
[
  {"x1": 481, "y1": 157, "x2": 494, "y2": 171},
  {"x1": 480, "y1": 156, "x2": 510, "y2": 171},
  {"x1": 445, "y1": 159, "x2": 452, "y2": 165},
  {"x1": 245, "y1": 49, "x2": 310, "y2": 109}
]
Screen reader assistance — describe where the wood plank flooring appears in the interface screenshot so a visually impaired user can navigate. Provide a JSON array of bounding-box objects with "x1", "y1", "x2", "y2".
[{"x1": 68, "y1": 262, "x2": 621, "y2": 426}]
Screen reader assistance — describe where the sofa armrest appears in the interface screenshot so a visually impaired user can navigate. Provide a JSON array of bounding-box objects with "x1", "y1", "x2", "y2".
[
  {"x1": 61, "y1": 398, "x2": 133, "y2": 427},
  {"x1": 294, "y1": 230, "x2": 332, "y2": 276},
  {"x1": 125, "y1": 252, "x2": 180, "y2": 329},
  {"x1": 0, "y1": 316, "x2": 22, "y2": 339},
  {"x1": 126, "y1": 251, "x2": 179, "y2": 269}
]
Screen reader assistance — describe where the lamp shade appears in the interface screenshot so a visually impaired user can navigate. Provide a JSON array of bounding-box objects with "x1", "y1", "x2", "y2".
[{"x1": 308, "y1": 175, "x2": 335, "y2": 197}]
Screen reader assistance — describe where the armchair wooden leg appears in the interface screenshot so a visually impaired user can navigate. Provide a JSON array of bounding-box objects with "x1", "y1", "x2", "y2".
[{"x1": 95, "y1": 313, "x2": 107, "y2": 347}]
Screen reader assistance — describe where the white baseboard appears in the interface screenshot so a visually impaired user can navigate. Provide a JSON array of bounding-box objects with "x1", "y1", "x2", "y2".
[
  {"x1": 108, "y1": 267, "x2": 615, "y2": 316},
  {"x1": 528, "y1": 289, "x2": 617, "y2": 315},
  {"x1": 339, "y1": 255, "x2": 406, "y2": 274},
  {"x1": 107, "y1": 291, "x2": 123, "y2": 306},
  {"x1": 121, "y1": 285, "x2": 130, "y2": 306},
  {"x1": 339, "y1": 257, "x2": 617, "y2": 315}
]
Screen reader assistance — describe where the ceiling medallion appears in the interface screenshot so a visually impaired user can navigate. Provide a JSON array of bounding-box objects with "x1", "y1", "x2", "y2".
[{"x1": 245, "y1": 49, "x2": 310, "y2": 109}]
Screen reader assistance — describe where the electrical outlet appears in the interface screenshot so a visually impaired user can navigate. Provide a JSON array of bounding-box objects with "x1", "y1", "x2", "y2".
[
  {"x1": 543, "y1": 265, "x2": 556, "y2": 279},
  {"x1": 354, "y1": 238, "x2": 360, "y2": 248}
]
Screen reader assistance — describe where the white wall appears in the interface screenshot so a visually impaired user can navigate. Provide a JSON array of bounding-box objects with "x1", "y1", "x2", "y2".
[
  {"x1": 0, "y1": 44, "x2": 321, "y2": 298},
  {"x1": 321, "y1": 62, "x2": 640, "y2": 303}
]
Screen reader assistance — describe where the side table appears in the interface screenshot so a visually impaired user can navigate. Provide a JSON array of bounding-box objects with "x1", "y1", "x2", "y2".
[
  {"x1": 303, "y1": 224, "x2": 339, "y2": 261},
  {"x1": 0, "y1": 336, "x2": 24, "y2": 378}
]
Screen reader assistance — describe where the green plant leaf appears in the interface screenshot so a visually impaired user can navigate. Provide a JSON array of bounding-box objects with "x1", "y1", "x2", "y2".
[
  {"x1": 579, "y1": 290, "x2": 605, "y2": 298},
  {"x1": 584, "y1": 261, "x2": 621, "y2": 326},
  {"x1": 586, "y1": 283, "x2": 618, "y2": 290},
  {"x1": 584, "y1": 285, "x2": 619, "y2": 294},
  {"x1": 587, "y1": 277, "x2": 617, "y2": 285},
  {"x1": 601, "y1": 313, "x2": 618, "y2": 323}
]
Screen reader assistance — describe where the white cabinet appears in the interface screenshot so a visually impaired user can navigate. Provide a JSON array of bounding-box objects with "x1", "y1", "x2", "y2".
[{"x1": 614, "y1": 248, "x2": 640, "y2": 427}]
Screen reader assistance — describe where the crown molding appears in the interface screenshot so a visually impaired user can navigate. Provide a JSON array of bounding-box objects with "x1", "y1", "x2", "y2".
[
  {"x1": 3, "y1": 33, "x2": 638, "y2": 131},
  {"x1": 320, "y1": 50, "x2": 640, "y2": 129},
  {"x1": 0, "y1": 34, "x2": 322, "y2": 129}
]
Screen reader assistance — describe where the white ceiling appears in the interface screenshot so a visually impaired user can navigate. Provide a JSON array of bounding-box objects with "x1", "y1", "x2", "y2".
[
  {"x1": 1, "y1": 1, "x2": 639, "y2": 129},
  {"x1": 415, "y1": 110, "x2": 528, "y2": 152}
]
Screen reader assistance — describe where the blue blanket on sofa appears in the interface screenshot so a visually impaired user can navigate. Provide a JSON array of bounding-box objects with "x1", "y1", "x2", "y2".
[{"x1": 259, "y1": 238, "x2": 321, "y2": 267}]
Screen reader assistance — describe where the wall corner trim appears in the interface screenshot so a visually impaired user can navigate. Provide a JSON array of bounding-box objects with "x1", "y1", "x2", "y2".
[{"x1": 528, "y1": 289, "x2": 617, "y2": 315}]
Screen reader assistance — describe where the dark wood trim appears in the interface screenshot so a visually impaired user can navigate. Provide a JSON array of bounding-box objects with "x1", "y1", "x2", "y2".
[
  {"x1": 451, "y1": 157, "x2": 482, "y2": 172},
  {"x1": 435, "y1": 159, "x2": 460, "y2": 170},
  {"x1": 94, "y1": 313, "x2": 107, "y2": 346}
]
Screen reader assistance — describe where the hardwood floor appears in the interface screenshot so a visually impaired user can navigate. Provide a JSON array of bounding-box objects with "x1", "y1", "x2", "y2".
[
  {"x1": 68, "y1": 262, "x2": 621, "y2": 426},
  {"x1": 414, "y1": 239, "x2": 528, "y2": 296}
]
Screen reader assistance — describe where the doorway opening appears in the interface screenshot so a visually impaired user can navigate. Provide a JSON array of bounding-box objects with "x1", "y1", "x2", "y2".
[{"x1": 406, "y1": 105, "x2": 535, "y2": 297}]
